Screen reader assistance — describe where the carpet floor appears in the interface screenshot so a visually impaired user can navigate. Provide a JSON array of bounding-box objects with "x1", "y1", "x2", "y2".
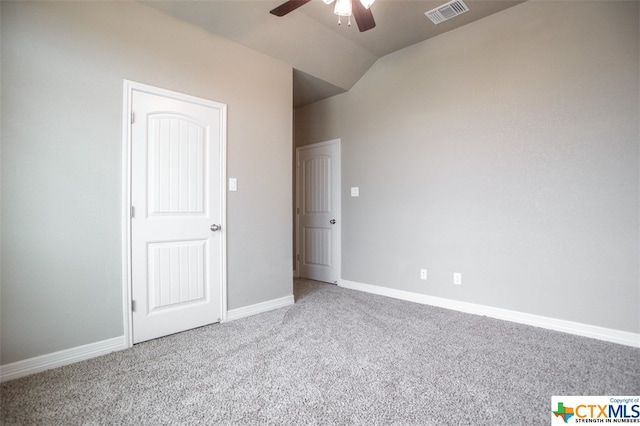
[{"x1": 2, "y1": 279, "x2": 639, "y2": 425}]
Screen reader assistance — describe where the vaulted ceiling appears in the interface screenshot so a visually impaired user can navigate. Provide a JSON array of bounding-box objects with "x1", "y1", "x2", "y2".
[{"x1": 142, "y1": 0, "x2": 526, "y2": 107}]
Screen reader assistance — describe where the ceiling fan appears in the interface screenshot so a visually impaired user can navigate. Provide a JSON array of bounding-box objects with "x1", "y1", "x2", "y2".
[{"x1": 270, "y1": 0, "x2": 376, "y2": 32}]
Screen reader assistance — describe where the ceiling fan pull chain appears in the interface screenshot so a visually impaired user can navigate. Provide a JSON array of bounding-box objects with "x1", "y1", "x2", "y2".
[{"x1": 337, "y1": 14, "x2": 352, "y2": 27}]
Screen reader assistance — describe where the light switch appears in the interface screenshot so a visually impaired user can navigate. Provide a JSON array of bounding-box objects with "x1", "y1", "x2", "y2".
[
  {"x1": 351, "y1": 187, "x2": 359, "y2": 197},
  {"x1": 229, "y1": 178, "x2": 237, "y2": 192}
]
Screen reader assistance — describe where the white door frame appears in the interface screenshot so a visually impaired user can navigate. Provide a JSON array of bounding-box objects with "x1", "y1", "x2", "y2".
[
  {"x1": 121, "y1": 80, "x2": 227, "y2": 348},
  {"x1": 295, "y1": 139, "x2": 341, "y2": 282}
]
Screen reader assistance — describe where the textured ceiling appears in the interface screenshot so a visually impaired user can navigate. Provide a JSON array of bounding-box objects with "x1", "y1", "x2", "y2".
[{"x1": 142, "y1": 0, "x2": 527, "y2": 107}]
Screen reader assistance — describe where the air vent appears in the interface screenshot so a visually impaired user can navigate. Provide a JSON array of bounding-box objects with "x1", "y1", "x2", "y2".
[{"x1": 425, "y1": 0, "x2": 469, "y2": 25}]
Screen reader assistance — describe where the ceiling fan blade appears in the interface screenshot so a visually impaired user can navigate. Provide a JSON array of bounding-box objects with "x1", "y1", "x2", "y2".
[
  {"x1": 352, "y1": 0, "x2": 376, "y2": 32},
  {"x1": 270, "y1": 0, "x2": 312, "y2": 17}
]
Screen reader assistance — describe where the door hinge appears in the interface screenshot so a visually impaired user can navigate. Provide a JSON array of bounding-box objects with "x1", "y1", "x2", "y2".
[
  {"x1": 131, "y1": 112, "x2": 135, "y2": 124},
  {"x1": 130, "y1": 206, "x2": 135, "y2": 218},
  {"x1": 131, "y1": 300, "x2": 136, "y2": 312},
  {"x1": 296, "y1": 254, "x2": 300, "y2": 261}
]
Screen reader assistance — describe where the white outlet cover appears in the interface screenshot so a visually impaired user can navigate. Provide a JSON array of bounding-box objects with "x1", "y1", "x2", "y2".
[
  {"x1": 453, "y1": 272, "x2": 462, "y2": 285},
  {"x1": 229, "y1": 178, "x2": 238, "y2": 191},
  {"x1": 351, "y1": 187, "x2": 359, "y2": 197}
]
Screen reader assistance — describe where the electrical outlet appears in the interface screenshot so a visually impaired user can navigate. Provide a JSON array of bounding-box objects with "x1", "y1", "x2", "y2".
[
  {"x1": 453, "y1": 272, "x2": 462, "y2": 285},
  {"x1": 420, "y1": 269, "x2": 427, "y2": 280}
]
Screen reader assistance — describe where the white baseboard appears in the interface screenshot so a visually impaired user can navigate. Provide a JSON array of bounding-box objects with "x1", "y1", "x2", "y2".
[
  {"x1": 0, "y1": 295, "x2": 296, "y2": 383},
  {"x1": 339, "y1": 279, "x2": 640, "y2": 348},
  {"x1": 0, "y1": 336, "x2": 128, "y2": 383},
  {"x1": 226, "y1": 294, "x2": 295, "y2": 322}
]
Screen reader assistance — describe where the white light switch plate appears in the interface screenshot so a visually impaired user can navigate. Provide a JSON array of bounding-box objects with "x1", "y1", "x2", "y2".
[
  {"x1": 351, "y1": 187, "x2": 359, "y2": 197},
  {"x1": 229, "y1": 178, "x2": 237, "y2": 192}
]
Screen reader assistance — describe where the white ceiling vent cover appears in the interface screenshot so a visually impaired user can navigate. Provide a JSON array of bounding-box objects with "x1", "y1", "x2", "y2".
[{"x1": 425, "y1": 0, "x2": 469, "y2": 25}]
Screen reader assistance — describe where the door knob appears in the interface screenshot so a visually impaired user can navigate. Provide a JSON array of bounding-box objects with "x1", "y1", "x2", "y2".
[
  {"x1": 210, "y1": 224, "x2": 221, "y2": 232},
  {"x1": 330, "y1": 219, "x2": 336, "y2": 224}
]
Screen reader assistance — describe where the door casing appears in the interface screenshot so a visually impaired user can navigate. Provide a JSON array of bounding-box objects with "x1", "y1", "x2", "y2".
[{"x1": 122, "y1": 80, "x2": 227, "y2": 347}]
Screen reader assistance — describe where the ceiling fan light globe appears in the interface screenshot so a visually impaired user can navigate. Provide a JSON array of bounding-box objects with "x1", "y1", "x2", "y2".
[
  {"x1": 334, "y1": 0, "x2": 352, "y2": 16},
  {"x1": 359, "y1": 0, "x2": 375, "y2": 9}
]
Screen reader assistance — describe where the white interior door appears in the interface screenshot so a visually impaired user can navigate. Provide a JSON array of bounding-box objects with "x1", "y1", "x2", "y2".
[
  {"x1": 297, "y1": 140, "x2": 340, "y2": 284},
  {"x1": 130, "y1": 86, "x2": 226, "y2": 344}
]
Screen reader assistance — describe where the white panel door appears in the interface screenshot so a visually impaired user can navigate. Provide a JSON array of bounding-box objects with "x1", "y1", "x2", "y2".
[
  {"x1": 297, "y1": 140, "x2": 340, "y2": 283},
  {"x1": 131, "y1": 88, "x2": 225, "y2": 344}
]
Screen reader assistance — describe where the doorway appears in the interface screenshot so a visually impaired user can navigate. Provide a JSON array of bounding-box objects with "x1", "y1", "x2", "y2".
[
  {"x1": 123, "y1": 81, "x2": 227, "y2": 345},
  {"x1": 295, "y1": 139, "x2": 341, "y2": 284}
]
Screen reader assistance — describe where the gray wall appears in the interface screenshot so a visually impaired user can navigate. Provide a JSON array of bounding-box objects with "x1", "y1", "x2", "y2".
[
  {"x1": 295, "y1": 1, "x2": 639, "y2": 333},
  {"x1": 1, "y1": 1, "x2": 293, "y2": 364}
]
